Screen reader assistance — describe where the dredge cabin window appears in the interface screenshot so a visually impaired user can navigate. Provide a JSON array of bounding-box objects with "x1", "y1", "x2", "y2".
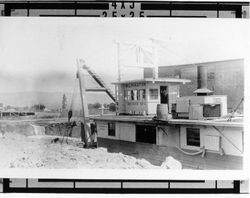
[
  {"x1": 186, "y1": 128, "x2": 200, "y2": 147},
  {"x1": 149, "y1": 89, "x2": 158, "y2": 100},
  {"x1": 136, "y1": 125, "x2": 156, "y2": 144},
  {"x1": 108, "y1": 122, "x2": 116, "y2": 136},
  {"x1": 139, "y1": 89, "x2": 146, "y2": 100}
]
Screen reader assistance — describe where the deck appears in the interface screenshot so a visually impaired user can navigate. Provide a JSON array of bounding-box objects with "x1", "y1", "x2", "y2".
[{"x1": 92, "y1": 115, "x2": 243, "y2": 128}]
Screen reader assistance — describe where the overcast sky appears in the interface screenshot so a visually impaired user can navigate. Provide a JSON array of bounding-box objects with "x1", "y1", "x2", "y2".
[{"x1": 0, "y1": 18, "x2": 249, "y2": 93}]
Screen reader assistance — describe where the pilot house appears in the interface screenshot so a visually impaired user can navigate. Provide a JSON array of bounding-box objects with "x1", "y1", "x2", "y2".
[{"x1": 115, "y1": 78, "x2": 190, "y2": 115}]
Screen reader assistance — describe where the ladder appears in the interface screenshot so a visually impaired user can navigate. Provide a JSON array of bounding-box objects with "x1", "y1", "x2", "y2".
[{"x1": 83, "y1": 65, "x2": 116, "y2": 102}]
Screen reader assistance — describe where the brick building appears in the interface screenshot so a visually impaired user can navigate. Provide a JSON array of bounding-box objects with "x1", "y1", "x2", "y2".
[{"x1": 158, "y1": 59, "x2": 244, "y2": 112}]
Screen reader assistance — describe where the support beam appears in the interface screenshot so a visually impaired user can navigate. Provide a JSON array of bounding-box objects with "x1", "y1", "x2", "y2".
[
  {"x1": 77, "y1": 59, "x2": 91, "y2": 146},
  {"x1": 86, "y1": 88, "x2": 107, "y2": 92}
]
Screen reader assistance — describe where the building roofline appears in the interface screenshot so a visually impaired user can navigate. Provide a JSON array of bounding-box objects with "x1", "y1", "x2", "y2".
[{"x1": 158, "y1": 58, "x2": 244, "y2": 68}]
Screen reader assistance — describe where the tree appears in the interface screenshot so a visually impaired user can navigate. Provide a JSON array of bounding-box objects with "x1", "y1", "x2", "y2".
[
  {"x1": 103, "y1": 103, "x2": 109, "y2": 108},
  {"x1": 93, "y1": 102, "x2": 101, "y2": 109},
  {"x1": 32, "y1": 104, "x2": 45, "y2": 111},
  {"x1": 62, "y1": 94, "x2": 67, "y2": 110},
  {"x1": 109, "y1": 103, "x2": 116, "y2": 112}
]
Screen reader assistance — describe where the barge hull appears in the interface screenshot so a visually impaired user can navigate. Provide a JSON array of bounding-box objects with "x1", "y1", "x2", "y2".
[{"x1": 98, "y1": 137, "x2": 243, "y2": 170}]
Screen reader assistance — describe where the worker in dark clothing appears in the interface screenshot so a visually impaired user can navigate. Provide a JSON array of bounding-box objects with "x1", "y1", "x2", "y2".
[
  {"x1": 68, "y1": 121, "x2": 77, "y2": 137},
  {"x1": 68, "y1": 110, "x2": 73, "y2": 122},
  {"x1": 59, "y1": 110, "x2": 75, "y2": 144},
  {"x1": 81, "y1": 122, "x2": 87, "y2": 148},
  {"x1": 90, "y1": 123, "x2": 97, "y2": 148},
  {"x1": 61, "y1": 121, "x2": 77, "y2": 144}
]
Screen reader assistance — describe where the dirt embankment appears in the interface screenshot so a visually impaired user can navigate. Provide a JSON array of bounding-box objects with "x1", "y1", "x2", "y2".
[{"x1": 0, "y1": 121, "x2": 182, "y2": 169}]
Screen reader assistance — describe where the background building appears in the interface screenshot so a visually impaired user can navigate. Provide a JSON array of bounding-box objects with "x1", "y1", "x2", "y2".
[{"x1": 158, "y1": 59, "x2": 244, "y2": 112}]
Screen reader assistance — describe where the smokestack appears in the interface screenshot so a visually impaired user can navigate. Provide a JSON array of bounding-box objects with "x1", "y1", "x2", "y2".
[{"x1": 193, "y1": 65, "x2": 213, "y2": 96}]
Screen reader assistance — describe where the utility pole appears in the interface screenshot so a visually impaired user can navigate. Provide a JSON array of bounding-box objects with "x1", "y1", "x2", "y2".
[
  {"x1": 114, "y1": 41, "x2": 121, "y2": 112},
  {"x1": 150, "y1": 38, "x2": 159, "y2": 79},
  {"x1": 76, "y1": 59, "x2": 90, "y2": 146},
  {"x1": 114, "y1": 41, "x2": 121, "y2": 82}
]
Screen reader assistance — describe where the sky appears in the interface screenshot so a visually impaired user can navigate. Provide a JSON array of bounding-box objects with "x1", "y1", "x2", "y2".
[{"x1": 0, "y1": 17, "x2": 249, "y2": 93}]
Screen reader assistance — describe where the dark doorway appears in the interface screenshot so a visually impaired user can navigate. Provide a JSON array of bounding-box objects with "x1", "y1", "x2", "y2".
[
  {"x1": 186, "y1": 128, "x2": 200, "y2": 147},
  {"x1": 136, "y1": 125, "x2": 156, "y2": 144},
  {"x1": 160, "y1": 86, "x2": 168, "y2": 104}
]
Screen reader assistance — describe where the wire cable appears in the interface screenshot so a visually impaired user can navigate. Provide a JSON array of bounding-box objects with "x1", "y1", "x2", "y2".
[{"x1": 175, "y1": 145, "x2": 206, "y2": 156}]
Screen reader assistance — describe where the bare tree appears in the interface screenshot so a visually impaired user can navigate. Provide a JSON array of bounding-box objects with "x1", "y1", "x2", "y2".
[{"x1": 62, "y1": 93, "x2": 67, "y2": 110}]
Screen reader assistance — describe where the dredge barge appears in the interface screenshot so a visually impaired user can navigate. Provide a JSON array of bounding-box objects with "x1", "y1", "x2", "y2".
[{"x1": 91, "y1": 62, "x2": 244, "y2": 170}]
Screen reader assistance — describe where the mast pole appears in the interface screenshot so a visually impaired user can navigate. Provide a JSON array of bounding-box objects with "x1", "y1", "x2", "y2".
[
  {"x1": 76, "y1": 59, "x2": 90, "y2": 146},
  {"x1": 114, "y1": 41, "x2": 121, "y2": 115},
  {"x1": 152, "y1": 41, "x2": 158, "y2": 79},
  {"x1": 116, "y1": 41, "x2": 121, "y2": 82}
]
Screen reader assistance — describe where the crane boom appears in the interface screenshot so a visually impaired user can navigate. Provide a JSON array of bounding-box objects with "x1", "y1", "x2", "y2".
[{"x1": 76, "y1": 59, "x2": 91, "y2": 146}]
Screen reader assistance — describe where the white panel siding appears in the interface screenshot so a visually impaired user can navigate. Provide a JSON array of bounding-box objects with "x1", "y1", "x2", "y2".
[
  {"x1": 168, "y1": 85, "x2": 179, "y2": 111},
  {"x1": 158, "y1": 126, "x2": 179, "y2": 147},
  {"x1": 147, "y1": 101, "x2": 158, "y2": 115},
  {"x1": 118, "y1": 123, "x2": 136, "y2": 142},
  {"x1": 180, "y1": 125, "x2": 243, "y2": 156},
  {"x1": 97, "y1": 121, "x2": 119, "y2": 140},
  {"x1": 204, "y1": 135, "x2": 220, "y2": 151},
  {"x1": 97, "y1": 121, "x2": 108, "y2": 138}
]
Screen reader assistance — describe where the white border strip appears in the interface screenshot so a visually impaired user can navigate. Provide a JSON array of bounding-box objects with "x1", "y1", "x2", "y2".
[{"x1": 0, "y1": 169, "x2": 248, "y2": 180}]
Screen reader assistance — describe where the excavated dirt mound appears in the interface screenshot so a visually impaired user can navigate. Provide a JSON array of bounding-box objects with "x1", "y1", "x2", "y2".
[
  {"x1": 0, "y1": 133, "x2": 157, "y2": 169},
  {"x1": 0, "y1": 122, "x2": 182, "y2": 169}
]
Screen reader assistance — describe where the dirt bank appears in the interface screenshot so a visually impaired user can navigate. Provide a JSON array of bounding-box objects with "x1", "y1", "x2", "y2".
[
  {"x1": 0, "y1": 132, "x2": 158, "y2": 169},
  {"x1": 0, "y1": 122, "x2": 181, "y2": 169}
]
